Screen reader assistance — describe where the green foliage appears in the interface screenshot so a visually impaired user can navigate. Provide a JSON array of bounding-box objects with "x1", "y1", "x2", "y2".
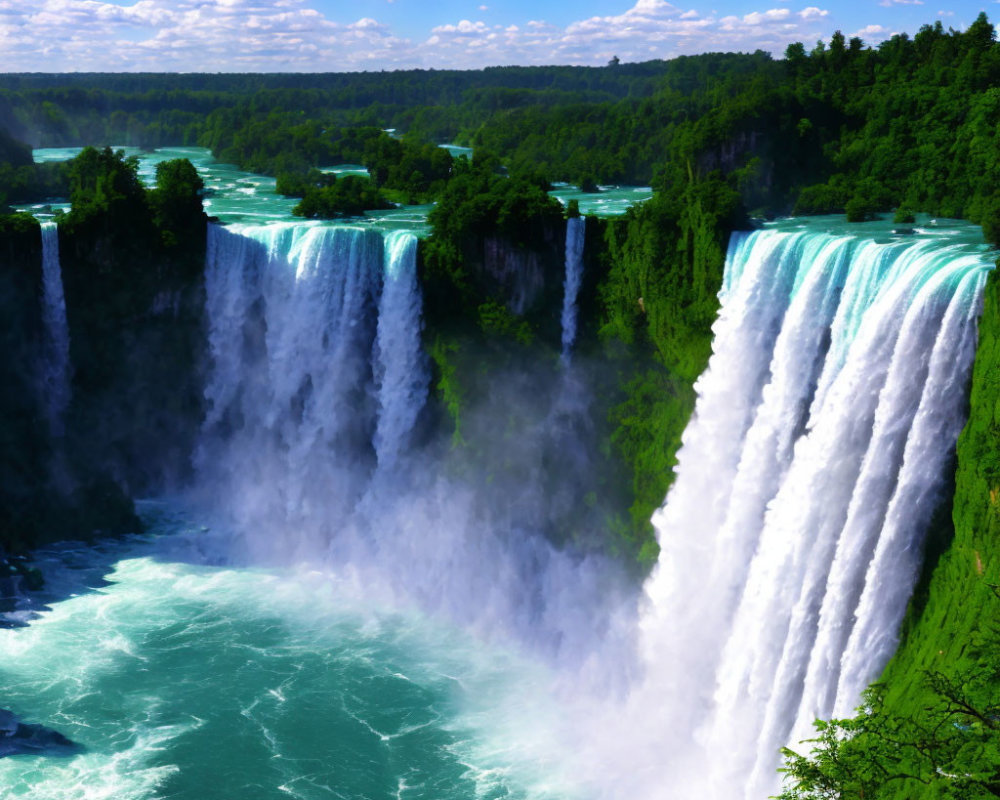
[
  {"x1": 426, "y1": 156, "x2": 562, "y2": 247},
  {"x1": 845, "y1": 195, "x2": 879, "y2": 222},
  {"x1": 778, "y1": 631, "x2": 1000, "y2": 800},
  {"x1": 975, "y1": 197, "x2": 1000, "y2": 246},
  {"x1": 608, "y1": 368, "x2": 695, "y2": 567},
  {"x1": 602, "y1": 176, "x2": 744, "y2": 378},
  {"x1": 0, "y1": 210, "x2": 41, "y2": 235},
  {"x1": 894, "y1": 205, "x2": 916, "y2": 224},
  {"x1": 476, "y1": 300, "x2": 534, "y2": 345},
  {"x1": 422, "y1": 157, "x2": 564, "y2": 322},
  {"x1": 427, "y1": 335, "x2": 464, "y2": 447},
  {"x1": 291, "y1": 175, "x2": 391, "y2": 219},
  {"x1": 275, "y1": 168, "x2": 336, "y2": 196},
  {"x1": 148, "y1": 158, "x2": 204, "y2": 248},
  {"x1": 64, "y1": 146, "x2": 147, "y2": 227},
  {"x1": 794, "y1": 178, "x2": 850, "y2": 215},
  {"x1": 598, "y1": 175, "x2": 746, "y2": 563}
]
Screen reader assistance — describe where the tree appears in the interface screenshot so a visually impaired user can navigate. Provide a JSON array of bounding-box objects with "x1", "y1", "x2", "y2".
[
  {"x1": 778, "y1": 611, "x2": 1000, "y2": 800},
  {"x1": 65, "y1": 146, "x2": 147, "y2": 224},
  {"x1": 148, "y1": 158, "x2": 204, "y2": 246}
]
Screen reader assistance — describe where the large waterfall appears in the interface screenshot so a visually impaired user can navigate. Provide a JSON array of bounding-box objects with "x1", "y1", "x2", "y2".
[
  {"x1": 39, "y1": 221, "x2": 71, "y2": 436},
  {"x1": 197, "y1": 219, "x2": 992, "y2": 799},
  {"x1": 633, "y1": 226, "x2": 992, "y2": 799}
]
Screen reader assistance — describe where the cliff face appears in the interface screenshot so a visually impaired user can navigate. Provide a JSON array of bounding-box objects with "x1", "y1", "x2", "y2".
[
  {"x1": 59, "y1": 215, "x2": 207, "y2": 494},
  {"x1": 478, "y1": 228, "x2": 563, "y2": 318},
  {"x1": 0, "y1": 194, "x2": 207, "y2": 558},
  {"x1": 0, "y1": 216, "x2": 50, "y2": 552},
  {"x1": 419, "y1": 216, "x2": 569, "y2": 350},
  {"x1": 0, "y1": 215, "x2": 139, "y2": 558}
]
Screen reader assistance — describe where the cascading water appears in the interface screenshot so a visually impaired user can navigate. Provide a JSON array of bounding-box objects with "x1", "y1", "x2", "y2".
[
  {"x1": 199, "y1": 221, "x2": 399, "y2": 559},
  {"x1": 635, "y1": 223, "x2": 992, "y2": 800},
  {"x1": 560, "y1": 216, "x2": 585, "y2": 359},
  {"x1": 372, "y1": 231, "x2": 428, "y2": 476},
  {"x1": 39, "y1": 221, "x2": 71, "y2": 436},
  {"x1": 196, "y1": 220, "x2": 631, "y2": 666}
]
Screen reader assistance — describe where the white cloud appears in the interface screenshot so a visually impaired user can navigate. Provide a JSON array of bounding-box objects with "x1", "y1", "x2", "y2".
[
  {"x1": 742, "y1": 9, "x2": 790, "y2": 25},
  {"x1": 0, "y1": 0, "x2": 842, "y2": 71},
  {"x1": 849, "y1": 23, "x2": 893, "y2": 44},
  {"x1": 0, "y1": 0, "x2": 416, "y2": 70},
  {"x1": 799, "y1": 7, "x2": 828, "y2": 20}
]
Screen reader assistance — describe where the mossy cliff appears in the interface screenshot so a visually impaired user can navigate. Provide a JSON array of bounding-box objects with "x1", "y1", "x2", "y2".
[
  {"x1": 0, "y1": 148, "x2": 207, "y2": 559},
  {"x1": 58, "y1": 149, "x2": 208, "y2": 493},
  {"x1": 419, "y1": 170, "x2": 745, "y2": 568}
]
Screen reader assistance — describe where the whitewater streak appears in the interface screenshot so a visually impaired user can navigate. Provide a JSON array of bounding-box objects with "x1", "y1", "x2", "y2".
[
  {"x1": 638, "y1": 225, "x2": 992, "y2": 799},
  {"x1": 39, "y1": 221, "x2": 71, "y2": 436},
  {"x1": 561, "y1": 216, "x2": 585, "y2": 359}
]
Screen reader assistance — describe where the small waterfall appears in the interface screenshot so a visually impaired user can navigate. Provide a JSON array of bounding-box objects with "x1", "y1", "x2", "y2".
[
  {"x1": 39, "y1": 222, "x2": 71, "y2": 437},
  {"x1": 560, "y1": 217, "x2": 586, "y2": 359},
  {"x1": 634, "y1": 226, "x2": 992, "y2": 800}
]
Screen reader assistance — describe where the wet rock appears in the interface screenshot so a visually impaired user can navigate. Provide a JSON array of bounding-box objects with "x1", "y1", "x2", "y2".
[{"x1": 0, "y1": 710, "x2": 81, "y2": 758}]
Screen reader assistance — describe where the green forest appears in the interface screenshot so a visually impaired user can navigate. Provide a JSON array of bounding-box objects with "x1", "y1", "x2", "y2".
[{"x1": 3, "y1": 13, "x2": 1000, "y2": 800}]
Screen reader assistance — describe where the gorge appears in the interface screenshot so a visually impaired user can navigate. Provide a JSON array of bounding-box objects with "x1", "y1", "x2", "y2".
[{"x1": 1, "y1": 201, "x2": 994, "y2": 799}]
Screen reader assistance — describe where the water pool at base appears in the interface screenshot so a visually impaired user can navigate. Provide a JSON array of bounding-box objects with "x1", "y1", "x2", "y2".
[{"x1": 0, "y1": 508, "x2": 578, "y2": 800}]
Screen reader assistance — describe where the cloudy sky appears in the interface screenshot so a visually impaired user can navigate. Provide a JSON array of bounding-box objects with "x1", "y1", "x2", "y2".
[{"x1": 0, "y1": 0, "x2": 992, "y2": 72}]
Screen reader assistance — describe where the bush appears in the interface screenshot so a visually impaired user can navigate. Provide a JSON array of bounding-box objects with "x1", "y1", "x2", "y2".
[
  {"x1": 795, "y1": 180, "x2": 849, "y2": 215},
  {"x1": 845, "y1": 195, "x2": 879, "y2": 222},
  {"x1": 292, "y1": 175, "x2": 391, "y2": 218}
]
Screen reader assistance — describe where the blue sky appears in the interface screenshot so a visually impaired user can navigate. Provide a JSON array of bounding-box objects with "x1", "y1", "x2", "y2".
[{"x1": 0, "y1": 0, "x2": 993, "y2": 72}]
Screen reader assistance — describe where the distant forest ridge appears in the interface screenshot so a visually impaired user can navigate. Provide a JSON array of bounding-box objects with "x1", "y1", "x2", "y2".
[{"x1": 3, "y1": 14, "x2": 1000, "y2": 231}]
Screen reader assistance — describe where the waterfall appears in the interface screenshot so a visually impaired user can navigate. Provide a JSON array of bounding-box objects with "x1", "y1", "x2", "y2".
[
  {"x1": 636, "y1": 227, "x2": 991, "y2": 800},
  {"x1": 199, "y1": 222, "x2": 411, "y2": 556},
  {"x1": 194, "y1": 220, "x2": 634, "y2": 670},
  {"x1": 39, "y1": 221, "x2": 71, "y2": 437},
  {"x1": 560, "y1": 216, "x2": 585, "y2": 359}
]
